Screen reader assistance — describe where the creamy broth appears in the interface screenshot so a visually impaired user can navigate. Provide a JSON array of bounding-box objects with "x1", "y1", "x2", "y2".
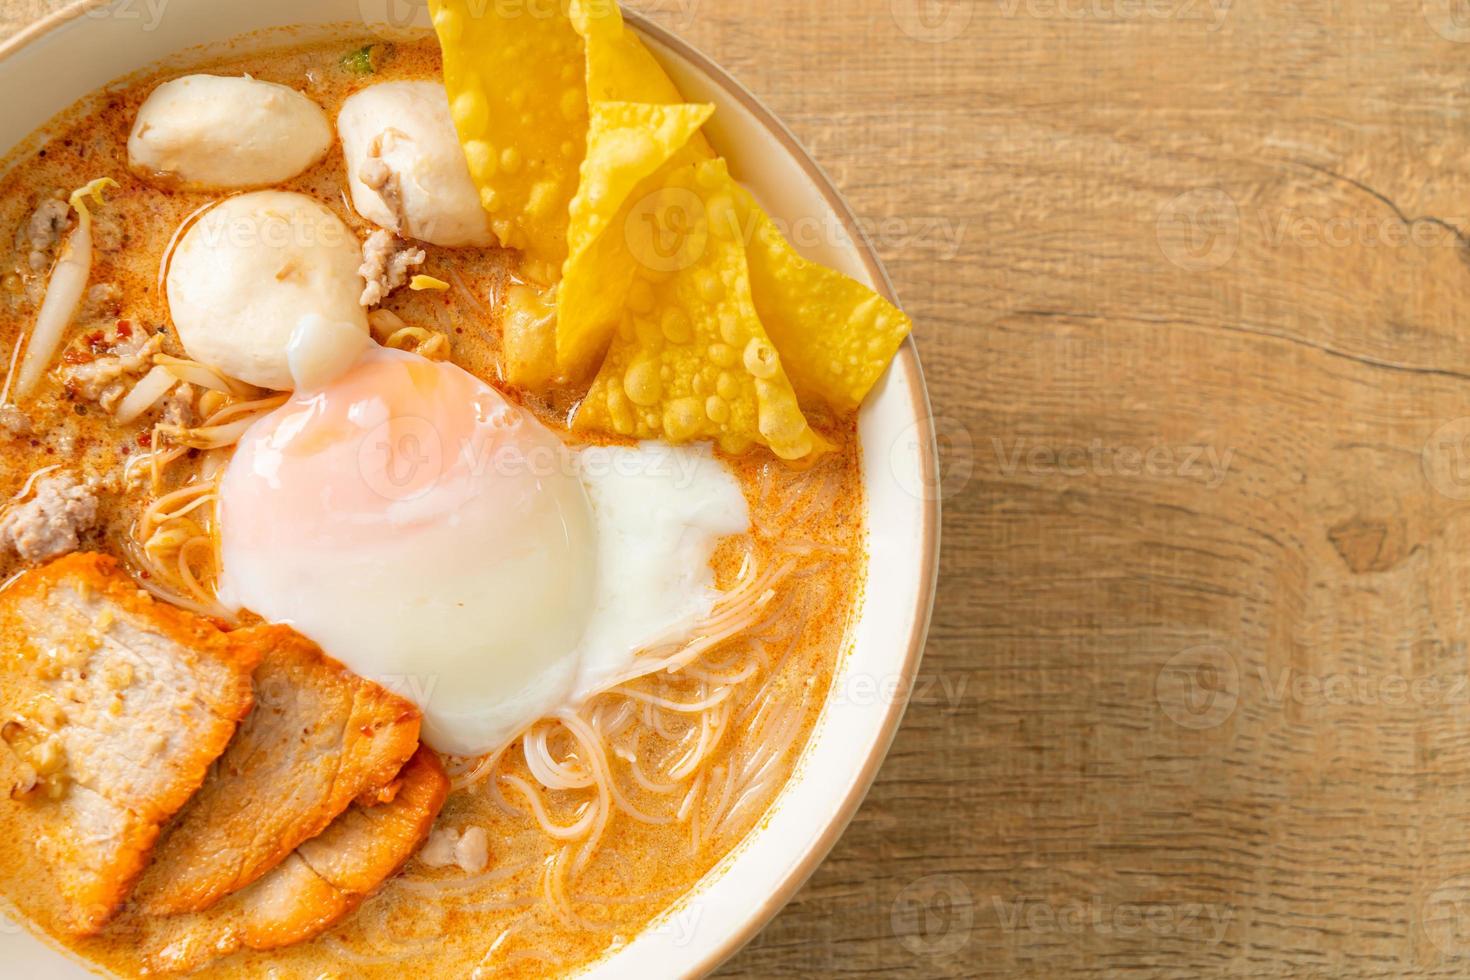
[{"x1": 0, "y1": 29, "x2": 864, "y2": 978}]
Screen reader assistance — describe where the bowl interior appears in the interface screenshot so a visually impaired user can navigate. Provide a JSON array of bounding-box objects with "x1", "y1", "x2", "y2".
[{"x1": 0, "y1": 4, "x2": 938, "y2": 976}]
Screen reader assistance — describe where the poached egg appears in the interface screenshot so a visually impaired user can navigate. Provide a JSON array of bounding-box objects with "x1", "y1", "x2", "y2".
[{"x1": 217, "y1": 348, "x2": 748, "y2": 754}]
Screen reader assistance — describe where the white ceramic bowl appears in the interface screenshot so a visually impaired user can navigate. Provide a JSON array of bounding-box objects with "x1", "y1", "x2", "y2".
[{"x1": 0, "y1": 4, "x2": 940, "y2": 976}]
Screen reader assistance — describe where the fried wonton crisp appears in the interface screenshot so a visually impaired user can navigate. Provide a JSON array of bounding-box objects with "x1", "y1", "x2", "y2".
[
  {"x1": 573, "y1": 0, "x2": 691, "y2": 107},
  {"x1": 431, "y1": 0, "x2": 910, "y2": 455},
  {"x1": 571, "y1": 0, "x2": 714, "y2": 161},
  {"x1": 574, "y1": 159, "x2": 829, "y2": 461},
  {"x1": 430, "y1": 0, "x2": 587, "y2": 283},
  {"x1": 502, "y1": 282, "x2": 559, "y2": 390},
  {"x1": 558, "y1": 100, "x2": 714, "y2": 377},
  {"x1": 730, "y1": 185, "x2": 914, "y2": 413}
]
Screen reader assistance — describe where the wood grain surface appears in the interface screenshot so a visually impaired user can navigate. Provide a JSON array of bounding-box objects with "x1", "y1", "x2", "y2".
[{"x1": 10, "y1": 0, "x2": 1470, "y2": 977}]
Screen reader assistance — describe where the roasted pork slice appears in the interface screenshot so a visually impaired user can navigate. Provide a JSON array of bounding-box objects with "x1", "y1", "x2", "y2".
[
  {"x1": 135, "y1": 626, "x2": 422, "y2": 914},
  {"x1": 138, "y1": 748, "x2": 449, "y2": 973},
  {"x1": 0, "y1": 553, "x2": 261, "y2": 935}
]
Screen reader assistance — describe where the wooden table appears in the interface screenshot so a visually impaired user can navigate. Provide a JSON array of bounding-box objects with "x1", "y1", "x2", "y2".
[
  {"x1": 669, "y1": 2, "x2": 1470, "y2": 977},
  {"x1": 11, "y1": 1, "x2": 1470, "y2": 976}
]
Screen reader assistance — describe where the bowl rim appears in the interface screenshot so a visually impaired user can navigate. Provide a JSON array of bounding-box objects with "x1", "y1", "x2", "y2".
[{"x1": 0, "y1": 5, "x2": 942, "y2": 976}]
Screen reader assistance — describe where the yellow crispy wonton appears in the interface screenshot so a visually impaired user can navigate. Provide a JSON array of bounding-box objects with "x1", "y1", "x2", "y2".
[
  {"x1": 433, "y1": 0, "x2": 911, "y2": 459},
  {"x1": 570, "y1": 0, "x2": 716, "y2": 157},
  {"x1": 574, "y1": 159, "x2": 828, "y2": 461},
  {"x1": 430, "y1": 0, "x2": 587, "y2": 284},
  {"x1": 731, "y1": 186, "x2": 913, "y2": 413},
  {"x1": 557, "y1": 101, "x2": 714, "y2": 379}
]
